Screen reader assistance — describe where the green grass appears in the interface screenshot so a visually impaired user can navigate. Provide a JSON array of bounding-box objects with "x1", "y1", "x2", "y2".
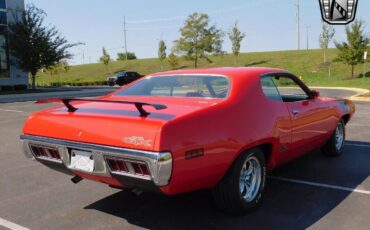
[{"x1": 36, "y1": 48, "x2": 370, "y2": 90}]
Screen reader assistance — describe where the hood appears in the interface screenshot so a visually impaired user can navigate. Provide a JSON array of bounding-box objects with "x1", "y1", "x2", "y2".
[{"x1": 23, "y1": 96, "x2": 224, "y2": 151}]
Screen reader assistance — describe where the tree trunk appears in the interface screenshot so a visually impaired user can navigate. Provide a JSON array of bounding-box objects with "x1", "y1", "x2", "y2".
[
  {"x1": 194, "y1": 55, "x2": 198, "y2": 68},
  {"x1": 233, "y1": 55, "x2": 237, "y2": 66},
  {"x1": 31, "y1": 72, "x2": 36, "y2": 90},
  {"x1": 351, "y1": 65, "x2": 355, "y2": 78}
]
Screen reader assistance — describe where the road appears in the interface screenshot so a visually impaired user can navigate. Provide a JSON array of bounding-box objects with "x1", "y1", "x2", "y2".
[
  {"x1": 0, "y1": 87, "x2": 118, "y2": 103},
  {"x1": 0, "y1": 89, "x2": 369, "y2": 230}
]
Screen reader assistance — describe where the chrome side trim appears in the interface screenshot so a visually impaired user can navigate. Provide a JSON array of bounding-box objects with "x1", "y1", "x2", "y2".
[{"x1": 20, "y1": 134, "x2": 172, "y2": 186}]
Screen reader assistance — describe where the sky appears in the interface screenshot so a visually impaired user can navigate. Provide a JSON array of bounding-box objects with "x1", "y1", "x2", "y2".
[{"x1": 25, "y1": 0, "x2": 370, "y2": 65}]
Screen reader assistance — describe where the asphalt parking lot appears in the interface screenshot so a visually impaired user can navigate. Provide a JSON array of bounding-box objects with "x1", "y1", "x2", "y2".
[{"x1": 0, "y1": 91, "x2": 369, "y2": 230}]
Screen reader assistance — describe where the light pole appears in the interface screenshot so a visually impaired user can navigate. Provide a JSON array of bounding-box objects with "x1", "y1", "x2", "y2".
[
  {"x1": 296, "y1": 0, "x2": 300, "y2": 50},
  {"x1": 304, "y1": 24, "x2": 310, "y2": 50},
  {"x1": 124, "y1": 16, "x2": 128, "y2": 61},
  {"x1": 363, "y1": 51, "x2": 368, "y2": 87}
]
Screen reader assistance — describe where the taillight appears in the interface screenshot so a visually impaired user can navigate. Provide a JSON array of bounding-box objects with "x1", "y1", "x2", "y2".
[
  {"x1": 30, "y1": 145, "x2": 61, "y2": 161},
  {"x1": 106, "y1": 158, "x2": 129, "y2": 173},
  {"x1": 105, "y1": 157, "x2": 150, "y2": 177},
  {"x1": 131, "y1": 162, "x2": 150, "y2": 176}
]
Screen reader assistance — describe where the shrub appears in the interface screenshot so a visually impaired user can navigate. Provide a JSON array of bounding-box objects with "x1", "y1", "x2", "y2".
[
  {"x1": 0, "y1": 85, "x2": 14, "y2": 91},
  {"x1": 14, "y1": 85, "x2": 28, "y2": 90}
]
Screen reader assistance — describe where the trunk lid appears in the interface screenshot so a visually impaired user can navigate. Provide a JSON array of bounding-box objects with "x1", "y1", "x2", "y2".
[{"x1": 23, "y1": 96, "x2": 223, "y2": 151}]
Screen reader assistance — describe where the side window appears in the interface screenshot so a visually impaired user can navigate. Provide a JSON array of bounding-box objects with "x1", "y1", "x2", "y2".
[
  {"x1": 271, "y1": 76, "x2": 309, "y2": 102},
  {"x1": 260, "y1": 77, "x2": 282, "y2": 101}
]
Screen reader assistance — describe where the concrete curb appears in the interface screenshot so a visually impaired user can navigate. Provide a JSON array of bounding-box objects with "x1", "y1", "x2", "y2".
[{"x1": 312, "y1": 86, "x2": 370, "y2": 102}]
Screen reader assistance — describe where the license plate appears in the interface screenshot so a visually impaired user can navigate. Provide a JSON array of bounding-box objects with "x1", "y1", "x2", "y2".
[{"x1": 70, "y1": 150, "x2": 94, "y2": 172}]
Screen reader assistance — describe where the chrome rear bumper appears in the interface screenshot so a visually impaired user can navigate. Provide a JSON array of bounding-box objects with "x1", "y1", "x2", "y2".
[{"x1": 20, "y1": 134, "x2": 172, "y2": 186}]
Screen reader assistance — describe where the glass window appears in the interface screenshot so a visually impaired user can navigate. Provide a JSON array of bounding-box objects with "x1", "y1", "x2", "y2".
[
  {"x1": 0, "y1": 11, "x2": 6, "y2": 25},
  {"x1": 260, "y1": 77, "x2": 282, "y2": 101},
  {"x1": 115, "y1": 75, "x2": 230, "y2": 98},
  {"x1": 271, "y1": 76, "x2": 309, "y2": 102},
  {"x1": 0, "y1": 25, "x2": 9, "y2": 78},
  {"x1": 0, "y1": 0, "x2": 5, "y2": 9}
]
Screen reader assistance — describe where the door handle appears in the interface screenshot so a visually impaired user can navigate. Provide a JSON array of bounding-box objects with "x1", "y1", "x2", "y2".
[{"x1": 292, "y1": 109, "x2": 300, "y2": 115}]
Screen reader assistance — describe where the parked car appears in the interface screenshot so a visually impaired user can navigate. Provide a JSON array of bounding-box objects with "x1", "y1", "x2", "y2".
[
  {"x1": 107, "y1": 71, "x2": 143, "y2": 86},
  {"x1": 21, "y1": 67, "x2": 355, "y2": 213}
]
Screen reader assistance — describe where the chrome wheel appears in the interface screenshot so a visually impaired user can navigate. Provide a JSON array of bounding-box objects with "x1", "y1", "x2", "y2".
[
  {"x1": 335, "y1": 123, "x2": 344, "y2": 150},
  {"x1": 239, "y1": 156, "x2": 261, "y2": 202}
]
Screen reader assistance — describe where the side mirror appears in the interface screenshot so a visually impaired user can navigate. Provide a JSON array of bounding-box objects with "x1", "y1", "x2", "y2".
[{"x1": 311, "y1": 90, "x2": 320, "y2": 98}]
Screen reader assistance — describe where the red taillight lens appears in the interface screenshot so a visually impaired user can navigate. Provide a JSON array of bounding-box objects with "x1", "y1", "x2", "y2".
[
  {"x1": 139, "y1": 163, "x2": 150, "y2": 176},
  {"x1": 117, "y1": 160, "x2": 128, "y2": 172},
  {"x1": 131, "y1": 162, "x2": 150, "y2": 176}
]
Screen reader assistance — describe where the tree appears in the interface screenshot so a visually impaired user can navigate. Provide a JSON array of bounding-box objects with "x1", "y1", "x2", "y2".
[
  {"x1": 319, "y1": 23, "x2": 335, "y2": 63},
  {"x1": 126, "y1": 52, "x2": 137, "y2": 60},
  {"x1": 44, "y1": 60, "x2": 69, "y2": 77},
  {"x1": 7, "y1": 4, "x2": 78, "y2": 89},
  {"x1": 228, "y1": 22, "x2": 245, "y2": 66},
  {"x1": 167, "y1": 52, "x2": 179, "y2": 70},
  {"x1": 174, "y1": 13, "x2": 223, "y2": 68},
  {"x1": 334, "y1": 20, "x2": 370, "y2": 78},
  {"x1": 158, "y1": 40, "x2": 167, "y2": 70},
  {"x1": 117, "y1": 52, "x2": 137, "y2": 61},
  {"x1": 100, "y1": 47, "x2": 111, "y2": 72},
  {"x1": 44, "y1": 60, "x2": 70, "y2": 85}
]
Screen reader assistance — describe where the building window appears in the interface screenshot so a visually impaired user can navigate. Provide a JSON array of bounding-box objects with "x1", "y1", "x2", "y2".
[
  {"x1": 0, "y1": 11, "x2": 7, "y2": 25},
  {"x1": 0, "y1": 26, "x2": 9, "y2": 78},
  {"x1": 0, "y1": 0, "x2": 5, "y2": 9}
]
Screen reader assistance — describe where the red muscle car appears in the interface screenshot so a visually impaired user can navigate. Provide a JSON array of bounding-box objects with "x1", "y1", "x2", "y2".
[{"x1": 21, "y1": 67, "x2": 355, "y2": 213}]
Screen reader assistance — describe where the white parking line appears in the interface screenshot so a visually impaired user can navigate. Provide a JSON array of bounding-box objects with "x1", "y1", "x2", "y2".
[
  {"x1": 268, "y1": 176, "x2": 370, "y2": 195},
  {"x1": 0, "y1": 217, "x2": 29, "y2": 230},
  {"x1": 0, "y1": 109, "x2": 24, "y2": 113},
  {"x1": 345, "y1": 143, "x2": 370, "y2": 148}
]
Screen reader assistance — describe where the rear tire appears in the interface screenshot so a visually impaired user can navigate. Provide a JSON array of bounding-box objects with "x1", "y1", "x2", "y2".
[
  {"x1": 212, "y1": 148, "x2": 266, "y2": 214},
  {"x1": 321, "y1": 119, "x2": 345, "y2": 157}
]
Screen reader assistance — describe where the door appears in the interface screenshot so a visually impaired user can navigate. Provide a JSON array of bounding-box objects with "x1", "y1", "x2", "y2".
[{"x1": 271, "y1": 74, "x2": 329, "y2": 156}]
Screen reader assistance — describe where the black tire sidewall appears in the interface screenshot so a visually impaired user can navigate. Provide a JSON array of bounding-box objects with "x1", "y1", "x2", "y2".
[
  {"x1": 323, "y1": 119, "x2": 345, "y2": 156},
  {"x1": 220, "y1": 148, "x2": 266, "y2": 212},
  {"x1": 238, "y1": 149, "x2": 266, "y2": 210}
]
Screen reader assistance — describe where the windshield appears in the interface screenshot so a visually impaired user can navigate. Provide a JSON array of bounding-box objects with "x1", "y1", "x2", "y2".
[{"x1": 115, "y1": 75, "x2": 230, "y2": 98}]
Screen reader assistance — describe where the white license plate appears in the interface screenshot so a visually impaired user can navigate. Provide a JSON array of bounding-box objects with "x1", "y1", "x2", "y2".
[{"x1": 70, "y1": 150, "x2": 94, "y2": 172}]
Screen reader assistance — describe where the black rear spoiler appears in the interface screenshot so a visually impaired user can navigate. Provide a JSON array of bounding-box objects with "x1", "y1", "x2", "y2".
[{"x1": 37, "y1": 98, "x2": 167, "y2": 117}]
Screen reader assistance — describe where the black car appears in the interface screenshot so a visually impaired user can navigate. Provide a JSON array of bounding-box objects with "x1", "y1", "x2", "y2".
[{"x1": 107, "y1": 71, "x2": 143, "y2": 86}]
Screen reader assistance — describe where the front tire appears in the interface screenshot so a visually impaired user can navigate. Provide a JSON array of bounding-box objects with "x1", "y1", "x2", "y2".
[
  {"x1": 212, "y1": 148, "x2": 266, "y2": 214},
  {"x1": 322, "y1": 119, "x2": 345, "y2": 157}
]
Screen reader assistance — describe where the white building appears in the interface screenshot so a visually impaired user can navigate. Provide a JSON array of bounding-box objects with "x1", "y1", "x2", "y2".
[{"x1": 0, "y1": 0, "x2": 28, "y2": 90}]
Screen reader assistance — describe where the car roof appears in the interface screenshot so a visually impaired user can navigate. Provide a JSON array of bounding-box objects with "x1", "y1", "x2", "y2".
[{"x1": 149, "y1": 67, "x2": 289, "y2": 80}]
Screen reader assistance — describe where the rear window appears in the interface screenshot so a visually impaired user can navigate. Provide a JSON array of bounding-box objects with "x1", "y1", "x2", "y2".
[{"x1": 115, "y1": 75, "x2": 230, "y2": 98}]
